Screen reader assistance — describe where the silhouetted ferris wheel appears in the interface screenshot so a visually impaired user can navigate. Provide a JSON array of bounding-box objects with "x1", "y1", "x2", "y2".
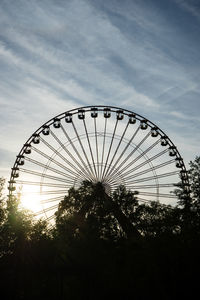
[{"x1": 8, "y1": 106, "x2": 189, "y2": 222}]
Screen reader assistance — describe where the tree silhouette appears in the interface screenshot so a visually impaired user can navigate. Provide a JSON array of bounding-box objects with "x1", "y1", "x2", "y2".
[
  {"x1": 1, "y1": 156, "x2": 200, "y2": 299},
  {"x1": 56, "y1": 181, "x2": 140, "y2": 241}
]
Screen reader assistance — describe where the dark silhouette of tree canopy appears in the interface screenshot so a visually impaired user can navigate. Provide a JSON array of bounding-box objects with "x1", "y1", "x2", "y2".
[
  {"x1": 188, "y1": 157, "x2": 200, "y2": 207},
  {"x1": 56, "y1": 181, "x2": 140, "y2": 241},
  {"x1": 1, "y1": 155, "x2": 200, "y2": 299}
]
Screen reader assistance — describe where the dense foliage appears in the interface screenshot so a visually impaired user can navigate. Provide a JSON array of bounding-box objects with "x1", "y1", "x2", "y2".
[{"x1": 1, "y1": 157, "x2": 200, "y2": 299}]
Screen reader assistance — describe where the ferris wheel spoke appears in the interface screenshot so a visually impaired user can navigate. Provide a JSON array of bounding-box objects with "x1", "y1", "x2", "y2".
[
  {"x1": 40, "y1": 137, "x2": 90, "y2": 181},
  {"x1": 94, "y1": 118, "x2": 100, "y2": 180},
  {"x1": 83, "y1": 119, "x2": 98, "y2": 178},
  {"x1": 40, "y1": 196, "x2": 64, "y2": 204},
  {"x1": 39, "y1": 190, "x2": 70, "y2": 195},
  {"x1": 15, "y1": 180, "x2": 71, "y2": 189},
  {"x1": 125, "y1": 170, "x2": 180, "y2": 185},
  {"x1": 71, "y1": 121, "x2": 96, "y2": 180},
  {"x1": 104, "y1": 125, "x2": 140, "y2": 179},
  {"x1": 46, "y1": 214, "x2": 56, "y2": 222},
  {"x1": 136, "y1": 197, "x2": 152, "y2": 203},
  {"x1": 100, "y1": 118, "x2": 107, "y2": 179},
  {"x1": 108, "y1": 130, "x2": 151, "y2": 179},
  {"x1": 103, "y1": 122, "x2": 130, "y2": 180},
  {"x1": 24, "y1": 156, "x2": 80, "y2": 181},
  {"x1": 34, "y1": 204, "x2": 58, "y2": 216},
  {"x1": 136, "y1": 197, "x2": 174, "y2": 207},
  {"x1": 50, "y1": 130, "x2": 94, "y2": 181},
  {"x1": 115, "y1": 138, "x2": 161, "y2": 176},
  {"x1": 19, "y1": 168, "x2": 76, "y2": 184},
  {"x1": 103, "y1": 170, "x2": 126, "y2": 186},
  {"x1": 102, "y1": 119, "x2": 119, "y2": 180},
  {"x1": 106, "y1": 148, "x2": 170, "y2": 184},
  {"x1": 137, "y1": 197, "x2": 153, "y2": 203},
  {"x1": 125, "y1": 148, "x2": 169, "y2": 175},
  {"x1": 20, "y1": 189, "x2": 70, "y2": 196},
  {"x1": 126, "y1": 183, "x2": 176, "y2": 189},
  {"x1": 31, "y1": 146, "x2": 84, "y2": 179},
  {"x1": 123, "y1": 159, "x2": 176, "y2": 180},
  {"x1": 138, "y1": 191, "x2": 177, "y2": 199},
  {"x1": 103, "y1": 172, "x2": 124, "y2": 186},
  {"x1": 60, "y1": 124, "x2": 95, "y2": 181},
  {"x1": 108, "y1": 181, "x2": 125, "y2": 189}
]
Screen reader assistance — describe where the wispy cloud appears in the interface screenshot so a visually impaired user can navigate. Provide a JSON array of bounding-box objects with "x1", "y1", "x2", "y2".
[
  {"x1": 0, "y1": 0, "x2": 200, "y2": 178},
  {"x1": 175, "y1": 0, "x2": 200, "y2": 19}
]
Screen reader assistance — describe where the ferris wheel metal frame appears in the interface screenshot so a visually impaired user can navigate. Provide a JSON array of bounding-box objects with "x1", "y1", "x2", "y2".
[{"x1": 8, "y1": 105, "x2": 190, "y2": 222}]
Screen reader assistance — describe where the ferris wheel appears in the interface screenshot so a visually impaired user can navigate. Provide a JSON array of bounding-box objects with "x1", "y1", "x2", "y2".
[{"x1": 8, "y1": 105, "x2": 189, "y2": 222}]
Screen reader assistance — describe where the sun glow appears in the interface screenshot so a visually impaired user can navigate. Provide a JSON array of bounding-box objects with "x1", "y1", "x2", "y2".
[{"x1": 19, "y1": 186, "x2": 43, "y2": 213}]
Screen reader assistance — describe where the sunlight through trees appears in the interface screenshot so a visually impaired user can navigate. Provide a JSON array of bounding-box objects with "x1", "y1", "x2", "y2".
[{"x1": 1, "y1": 157, "x2": 200, "y2": 299}]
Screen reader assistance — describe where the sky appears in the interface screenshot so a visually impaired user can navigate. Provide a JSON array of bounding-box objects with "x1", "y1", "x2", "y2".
[{"x1": 0, "y1": 0, "x2": 200, "y2": 183}]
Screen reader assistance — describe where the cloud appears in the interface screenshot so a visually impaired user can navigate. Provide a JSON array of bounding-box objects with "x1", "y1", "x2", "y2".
[
  {"x1": 0, "y1": 0, "x2": 200, "y2": 179},
  {"x1": 175, "y1": 0, "x2": 200, "y2": 19}
]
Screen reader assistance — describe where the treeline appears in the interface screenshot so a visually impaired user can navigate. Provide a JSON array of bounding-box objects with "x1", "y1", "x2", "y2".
[{"x1": 0, "y1": 157, "x2": 200, "y2": 300}]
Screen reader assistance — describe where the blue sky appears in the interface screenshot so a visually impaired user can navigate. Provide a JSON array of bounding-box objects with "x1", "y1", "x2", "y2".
[{"x1": 0, "y1": 0, "x2": 200, "y2": 181}]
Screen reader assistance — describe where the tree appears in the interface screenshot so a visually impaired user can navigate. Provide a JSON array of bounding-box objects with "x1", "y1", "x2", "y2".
[
  {"x1": 0, "y1": 178, "x2": 56, "y2": 300},
  {"x1": 54, "y1": 182, "x2": 144, "y2": 299},
  {"x1": 183, "y1": 156, "x2": 200, "y2": 235},
  {"x1": 1, "y1": 163, "x2": 200, "y2": 300},
  {"x1": 55, "y1": 181, "x2": 140, "y2": 241},
  {"x1": 173, "y1": 156, "x2": 200, "y2": 234},
  {"x1": 188, "y1": 156, "x2": 200, "y2": 207},
  {"x1": 54, "y1": 181, "x2": 186, "y2": 299}
]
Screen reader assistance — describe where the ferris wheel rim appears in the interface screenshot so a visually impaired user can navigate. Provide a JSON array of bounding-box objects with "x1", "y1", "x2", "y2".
[
  {"x1": 9, "y1": 105, "x2": 189, "y2": 182},
  {"x1": 8, "y1": 105, "x2": 190, "y2": 219}
]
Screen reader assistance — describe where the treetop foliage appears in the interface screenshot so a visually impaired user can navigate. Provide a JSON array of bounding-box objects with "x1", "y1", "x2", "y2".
[{"x1": 1, "y1": 156, "x2": 200, "y2": 299}]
